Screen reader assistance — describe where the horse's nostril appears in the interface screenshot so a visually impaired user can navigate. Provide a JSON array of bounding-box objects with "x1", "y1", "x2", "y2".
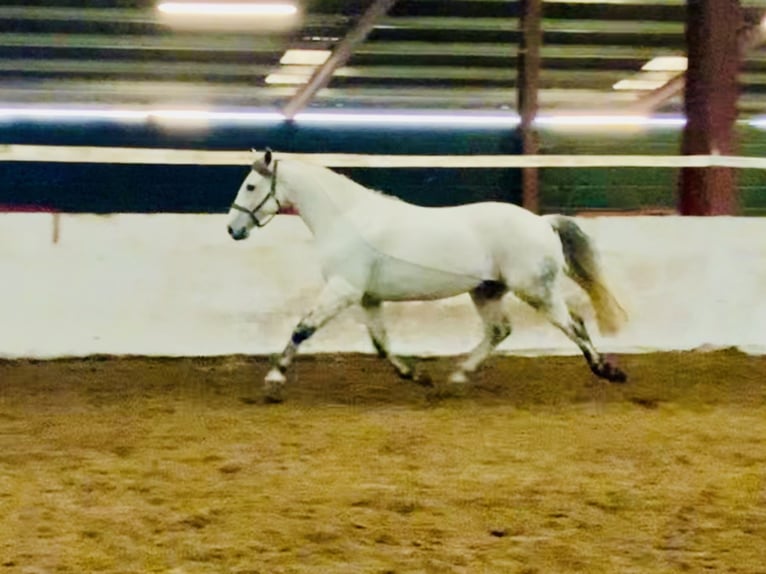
[{"x1": 227, "y1": 226, "x2": 234, "y2": 236}]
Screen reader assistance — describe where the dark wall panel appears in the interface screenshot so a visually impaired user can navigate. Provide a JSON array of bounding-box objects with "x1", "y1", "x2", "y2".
[
  {"x1": 3, "y1": 122, "x2": 766, "y2": 214},
  {"x1": 0, "y1": 121, "x2": 522, "y2": 212}
]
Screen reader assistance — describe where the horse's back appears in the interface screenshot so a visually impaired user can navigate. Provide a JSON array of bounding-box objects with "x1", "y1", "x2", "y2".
[{"x1": 342, "y1": 199, "x2": 562, "y2": 291}]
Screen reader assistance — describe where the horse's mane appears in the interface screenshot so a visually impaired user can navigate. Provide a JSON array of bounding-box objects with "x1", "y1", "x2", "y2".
[{"x1": 282, "y1": 159, "x2": 400, "y2": 208}]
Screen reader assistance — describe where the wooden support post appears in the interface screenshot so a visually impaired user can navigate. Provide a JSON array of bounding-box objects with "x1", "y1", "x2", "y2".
[
  {"x1": 52, "y1": 212, "x2": 60, "y2": 244},
  {"x1": 517, "y1": 0, "x2": 542, "y2": 213},
  {"x1": 679, "y1": 0, "x2": 742, "y2": 215}
]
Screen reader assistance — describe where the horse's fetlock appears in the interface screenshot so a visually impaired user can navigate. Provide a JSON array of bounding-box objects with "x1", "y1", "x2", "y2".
[
  {"x1": 490, "y1": 323, "x2": 511, "y2": 344},
  {"x1": 291, "y1": 324, "x2": 316, "y2": 345},
  {"x1": 371, "y1": 337, "x2": 387, "y2": 358}
]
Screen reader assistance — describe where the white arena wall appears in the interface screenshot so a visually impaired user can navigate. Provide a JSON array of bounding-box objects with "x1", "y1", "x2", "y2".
[{"x1": 1, "y1": 212, "x2": 764, "y2": 359}]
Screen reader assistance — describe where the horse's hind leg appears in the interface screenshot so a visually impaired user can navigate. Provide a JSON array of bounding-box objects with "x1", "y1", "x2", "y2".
[
  {"x1": 448, "y1": 282, "x2": 511, "y2": 385},
  {"x1": 521, "y1": 287, "x2": 626, "y2": 383},
  {"x1": 361, "y1": 295, "x2": 419, "y2": 381}
]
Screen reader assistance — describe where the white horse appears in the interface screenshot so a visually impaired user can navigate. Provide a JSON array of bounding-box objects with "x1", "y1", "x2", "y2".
[{"x1": 227, "y1": 149, "x2": 627, "y2": 402}]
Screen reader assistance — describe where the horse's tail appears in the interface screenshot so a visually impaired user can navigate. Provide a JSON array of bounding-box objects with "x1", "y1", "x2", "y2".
[{"x1": 546, "y1": 215, "x2": 627, "y2": 335}]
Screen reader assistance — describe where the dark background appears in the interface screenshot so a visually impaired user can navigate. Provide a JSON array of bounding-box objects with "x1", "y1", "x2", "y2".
[{"x1": 0, "y1": 121, "x2": 522, "y2": 213}]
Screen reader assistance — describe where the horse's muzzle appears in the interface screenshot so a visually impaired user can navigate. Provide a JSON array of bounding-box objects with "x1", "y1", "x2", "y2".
[{"x1": 227, "y1": 226, "x2": 248, "y2": 241}]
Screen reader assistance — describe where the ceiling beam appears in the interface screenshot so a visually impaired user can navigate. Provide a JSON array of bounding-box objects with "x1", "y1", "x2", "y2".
[
  {"x1": 0, "y1": 59, "x2": 274, "y2": 78},
  {"x1": 0, "y1": 33, "x2": 288, "y2": 53},
  {"x1": 630, "y1": 75, "x2": 685, "y2": 112},
  {"x1": 633, "y1": 14, "x2": 766, "y2": 113},
  {"x1": 0, "y1": 79, "x2": 295, "y2": 101},
  {"x1": 282, "y1": 0, "x2": 399, "y2": 119},
  {"x1": 0, "y1": 58, "x2": 635, "y2": 86},
  {"x1": 376, "y1": 16, "x2": 683, "y2": 34},
  {"x1": 0, "y1": 6, "x2": 347, "y2": 28},
  {"x1": 377, "y1": 16, "x2": 516, "y2": 31},
  {"x1": 0, "y1": 79, "x2": 645, "y2": 109},
  {"x1": 354, "y1": 42, "x2": 678, "y2": 59},
  {"x1": 0, "y1": 7, "x2": 156, "y2": 23}
]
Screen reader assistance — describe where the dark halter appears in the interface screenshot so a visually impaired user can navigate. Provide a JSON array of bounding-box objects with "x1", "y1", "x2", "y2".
[{"x1": 229, "y1": 160, "x2": 281, "y2": 228}]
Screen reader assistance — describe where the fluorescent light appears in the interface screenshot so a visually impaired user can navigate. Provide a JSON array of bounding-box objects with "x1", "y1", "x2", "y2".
[
  {"x1": 293, "y1": 111, "x2": 521, "y2": 127},
  {"x1": 0, "y1": 106, "x2": 283, "y2": 124},
  {"x1": 613, "y1": 78, "x2": 670, "y2": 91},
  {"x1": 280, "y1": 49, "x2": 332, "y2": 66},
  {"x1": 642, "y1": 56, "x2": 687, "y2": 72},
  {"x1": 293, "y1": 110, "x2": 684, "y2": 129},
  {"x1": 157, "y1": 2, "x2": 297, "y2": 16},
  {"x1": 535, "y1": 115, "x2": 686, "y2": 127},
  {"x1": 0, "y1": 104, "x2": 688, "y2": 129},
  {"x1": 150, "y1": 109, "x2": 284, "y2": 123},
  {"x1": 0, "y1": 107, "x2": 148, "y2": 121}
]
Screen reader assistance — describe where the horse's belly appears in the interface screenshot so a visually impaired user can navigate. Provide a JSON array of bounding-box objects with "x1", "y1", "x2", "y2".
[
  {"x1": 317, "y1": 216, "x2": 496, "y2": 300},
  {"x1": 367, "y1": 255, "x2": 481, "y2": 301}
]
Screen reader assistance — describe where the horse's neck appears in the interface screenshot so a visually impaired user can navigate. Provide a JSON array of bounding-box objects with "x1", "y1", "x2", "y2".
[{"x1": 279, "y1": 161, "x2": 369, "y2": 236}]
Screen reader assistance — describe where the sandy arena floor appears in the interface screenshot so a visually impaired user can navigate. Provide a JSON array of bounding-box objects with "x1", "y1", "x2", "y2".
[{"x1": 1, "y1": 350, "x2": 765, "y2": 573}]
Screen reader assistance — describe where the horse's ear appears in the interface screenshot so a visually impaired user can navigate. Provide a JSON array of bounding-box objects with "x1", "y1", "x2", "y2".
[{"x1": 264, "y1": 148, "x2": 272, "y2": 166}]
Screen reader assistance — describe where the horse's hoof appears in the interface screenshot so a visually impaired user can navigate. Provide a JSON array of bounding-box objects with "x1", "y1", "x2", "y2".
[
  {"x1": 414, "y1": 371, "x2": 433, "y2": 388},
  {"x1": 398, "y1": 367, "x2": 432, "y2": 387},
  {"x1": 591, "y1": 360, "x2": 627, "y2": 384},
  {"x1": 393, "y1": 356, "x2": 417, "y2": 380},
  {"x1": 264, "y1": 369, "x2": 286, "y2": 403},
  {"x1": 265, "y1": 367, "x2": 286, "y2": 384},
  {"x1": 448, "y1": 371, "x2": 469, "y2": 385},
  {"x1": 397, "y1": 368, "x2": 414, "y2": 380},
  {"x1": 608, "y1": 368, "x2": 628, "y2": 384},
  {"x1": 264, "y1": 391, "x2": 284, "y2": 404},
  {"x1": 436, "y1": 374, "x2": 470, "y2": 398},
  {"x1": 439, "y1": 383, "x2": 469, "y2": 399},
  {"x1": 263, "y1": 383, "x2": 285, "y2": 403},
  {"x1": 601, "y1": 363, "x2": 627, "y2": 384}
]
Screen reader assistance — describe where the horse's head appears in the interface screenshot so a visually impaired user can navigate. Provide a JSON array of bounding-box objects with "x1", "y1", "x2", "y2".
[{"x1": 227, "y1": 148, "x2": 280, "y2": 240}]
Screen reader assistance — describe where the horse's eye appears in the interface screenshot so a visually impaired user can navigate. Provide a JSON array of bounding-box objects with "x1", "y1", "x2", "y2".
[{"x1": 246, "y1": 184, "x2": 255, "y2": 192}]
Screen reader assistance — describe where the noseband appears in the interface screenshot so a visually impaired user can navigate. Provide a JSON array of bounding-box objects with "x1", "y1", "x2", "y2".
[{"x1": 230, "y1": 160, "x2": 281, "y2": 228}]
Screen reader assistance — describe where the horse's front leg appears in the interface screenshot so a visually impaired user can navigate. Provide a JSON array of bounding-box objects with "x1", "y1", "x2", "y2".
[{"x1": 264, "y1": 277, "x2": 360, "y2": 402}]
